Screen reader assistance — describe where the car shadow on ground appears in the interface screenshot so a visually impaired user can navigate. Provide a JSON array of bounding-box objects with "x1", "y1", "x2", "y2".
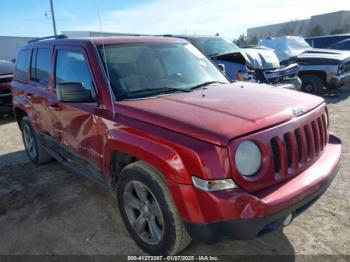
[
  {"x1": 0, "y1": 114, "x2": 16, "y2": 126},
  {"x1": 323, "y1": 84, "x2": 350, "y2": 104},
  {"x1": 185, "y1": 227, "x2": 295, "y2": 258},
  {"x1": 0, "y1": 150, "x2": 296, "y2": 257}
]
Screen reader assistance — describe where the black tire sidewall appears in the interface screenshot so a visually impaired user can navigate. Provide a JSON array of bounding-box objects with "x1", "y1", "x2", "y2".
[
  {"x1": 117, "y1": 166, "x2": 177, "y2": 255},
  {"x1": 21, "y1": 117, "x2": 40, "y2": 164},
  {"x1": 301, "y1": 75, "x2": 323, "y2": 95}
]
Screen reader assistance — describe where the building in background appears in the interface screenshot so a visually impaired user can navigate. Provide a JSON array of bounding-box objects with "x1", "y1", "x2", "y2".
[
  {"x1": 247, "y1": 10, "x2": 350, "y2": 42},
  {"x1": 0, "y1": 31, "x2": 140, "y2": 62},
  {"x1": 0, "y1": 36, "x2": 35, "y2": 61}
]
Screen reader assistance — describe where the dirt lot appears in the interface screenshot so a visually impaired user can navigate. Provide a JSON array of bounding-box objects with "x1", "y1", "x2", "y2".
[{"x1": 0, "y1": 86, "x2": 349, "y2": 258}]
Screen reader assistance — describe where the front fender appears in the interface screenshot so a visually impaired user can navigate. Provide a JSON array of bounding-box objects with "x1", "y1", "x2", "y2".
[
  {"x1": 102, "y1": 123, "x2": 231, "y2": 185},
  {"x1": 102, "y1": 127, "x2": 190, "y2": 184}
]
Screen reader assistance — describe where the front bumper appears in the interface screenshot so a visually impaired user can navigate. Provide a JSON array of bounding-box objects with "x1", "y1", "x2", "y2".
[
  {"x1": 329, "y1": 71, "x2": 350, "y2": 88},
  {"x1": 271, "y1": 77, "x2": 302, "y2": 91},
  {"x1": 263, "y1": 63, "x2": 301, "y2": 90},
  {"x1": 172, "y1": 134, "x2": 341, "y2": 242}
]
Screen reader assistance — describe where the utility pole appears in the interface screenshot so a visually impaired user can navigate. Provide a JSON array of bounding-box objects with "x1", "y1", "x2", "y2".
[{"x1": 49, "y1": 0, "x2": 57, "y2": 36}]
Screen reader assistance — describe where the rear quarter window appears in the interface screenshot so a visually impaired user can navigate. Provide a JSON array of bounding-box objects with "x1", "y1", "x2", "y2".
[{"x1": 15, "y1": 49, "x2": 31, "y2": 82}]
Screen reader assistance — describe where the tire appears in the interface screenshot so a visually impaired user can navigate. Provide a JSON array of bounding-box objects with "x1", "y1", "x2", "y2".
[
  {"x1": 300, "y1": 74, "x2": 324, "y2": 95},
  {"x1": 117, "y1": 161, "x2": 191, "y2": 255},
  {"x1": 21, "y1": 116, "x2": 52, "y2": 165}
]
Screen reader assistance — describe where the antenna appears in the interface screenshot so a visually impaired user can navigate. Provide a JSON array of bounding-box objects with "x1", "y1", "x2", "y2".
[{"x1": 95, "y1": 0, "x2": 116, "y2": 118}]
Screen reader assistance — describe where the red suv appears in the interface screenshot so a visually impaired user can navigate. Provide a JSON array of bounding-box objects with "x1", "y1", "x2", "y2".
[{"x1": 11, "y1": 36, "x2": 342, "y2": 255}]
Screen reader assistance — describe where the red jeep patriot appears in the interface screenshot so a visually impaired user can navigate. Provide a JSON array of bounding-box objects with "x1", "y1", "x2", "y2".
[{"x1": 11, "y1": 36, "x2": 342, "y2": 255}]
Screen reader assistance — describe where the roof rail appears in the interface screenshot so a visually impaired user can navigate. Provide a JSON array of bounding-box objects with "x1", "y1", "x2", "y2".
[{"x1": 28, "y1": 34, "x2": 68, "y2": 43}]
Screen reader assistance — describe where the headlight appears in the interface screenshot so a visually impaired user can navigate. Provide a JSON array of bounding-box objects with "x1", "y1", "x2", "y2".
[
  {"x1": 192, "y1": 176, "x2": 237, "y2": 191},
  {"x1": 235, "y1": 141, "x2": 262, "y2": 176}
]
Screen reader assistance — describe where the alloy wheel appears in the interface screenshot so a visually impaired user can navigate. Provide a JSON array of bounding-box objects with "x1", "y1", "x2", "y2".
[
  {"x1": 304, "y1": 83, "x2": 314, "y2": 93},
  {"x1": 23, "y1": 124, "x2": 37, "y2": 159},
  {"x1": 123, "y1": 180, "x2": 164, "y2": 245}
]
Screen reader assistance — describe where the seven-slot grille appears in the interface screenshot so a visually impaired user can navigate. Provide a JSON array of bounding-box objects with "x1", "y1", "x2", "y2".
[{"x1": 270, "y1": 112, "x2": 328, "y2": 176}]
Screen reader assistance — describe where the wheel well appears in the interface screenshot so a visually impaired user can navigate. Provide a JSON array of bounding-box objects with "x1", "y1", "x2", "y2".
[
  {"x1": 14, "y1": 108, "x2": 27, "y2": 129},
  {"x1": 299, "y1": 71, "x2": 327, "y2": 83},
  {"x1": 110, "y1": 151, "x2": 138, "y2": 187}
]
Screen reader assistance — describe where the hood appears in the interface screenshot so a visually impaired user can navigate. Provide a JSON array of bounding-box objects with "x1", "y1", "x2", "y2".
[
  {"x1": 258, "y1": 36, "x2": 350, "y2": 63},
  {"x1": 241, "y1": 48, "x2": 280, "y2": 70},
  {"x1": 297, "y1": 48, "x2": 350, "y2": 62},
  {"x1": 116, "y1": 83, "x2": 324, "y2": 146}
]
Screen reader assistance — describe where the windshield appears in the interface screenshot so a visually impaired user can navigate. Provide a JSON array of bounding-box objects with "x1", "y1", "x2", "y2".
[
  {"x1": 99, "y1": 42, "x2": 228, "y2": 99},
  {"x1": 190, "y1": 37, "x2": 240, "y2": 57}
]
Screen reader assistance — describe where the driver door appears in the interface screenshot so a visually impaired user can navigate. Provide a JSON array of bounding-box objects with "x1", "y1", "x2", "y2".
[{"x1": 48, "y1": 46, "x2": 103, "y2": 179}]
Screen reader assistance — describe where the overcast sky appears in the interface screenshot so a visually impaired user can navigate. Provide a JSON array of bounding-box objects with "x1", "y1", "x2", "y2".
[{"x1": 0, "y1": 0, "x2": 349, "y2": 39}]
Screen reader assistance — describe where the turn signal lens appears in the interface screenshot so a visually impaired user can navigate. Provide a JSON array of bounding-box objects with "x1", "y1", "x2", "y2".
[{"x1": 192, "y1": 176, "x2": 237, "y2": 191}]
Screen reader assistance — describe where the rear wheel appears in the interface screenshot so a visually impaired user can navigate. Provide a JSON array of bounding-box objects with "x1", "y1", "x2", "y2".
[
  {"x1": 21, "y1": 117, "x2": 52, "y2": 165},
  {"x1": 117, "y1": 161, "x2": 191, "y2": 255},
  {"x1": 300, "y1": 74, "x2": 324, "y2": 95}
]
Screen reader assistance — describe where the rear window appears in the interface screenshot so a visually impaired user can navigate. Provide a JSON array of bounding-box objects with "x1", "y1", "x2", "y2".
[
  {"x1": 15, "y1": 50, "x2": 30, "y2": 81},
  {"x1": 30, "y1": 48, "x2": 51, "y2": 86}
]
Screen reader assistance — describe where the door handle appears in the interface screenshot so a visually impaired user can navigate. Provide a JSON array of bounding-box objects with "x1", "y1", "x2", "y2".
[{"x1": 48, "y1": 103, "x2": 61, "y2": 111}]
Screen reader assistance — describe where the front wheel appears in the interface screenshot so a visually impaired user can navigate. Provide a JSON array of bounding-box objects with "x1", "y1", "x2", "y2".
[
  {"x1": 117, "y1": 161, "x2": 191, "y2": 255},
  {"x1": 300, "y1": 74, "x2": 324, "y2": 95}
]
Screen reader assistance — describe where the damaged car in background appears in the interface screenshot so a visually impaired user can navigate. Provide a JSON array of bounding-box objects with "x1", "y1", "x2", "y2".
[
  {"x1": 163, "y1": 35, "x2": 301, "y2": 90},
  {"x1": 0, "y1": 60, "x2": 14, "y2": 116},
  {"x1": 259, "y1": 36, "x2": 350, "y2": 95}
]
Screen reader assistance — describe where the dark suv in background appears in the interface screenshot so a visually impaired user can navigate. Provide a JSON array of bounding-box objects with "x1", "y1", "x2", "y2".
[
  {"x1": 0, "y1": 60, "x2": 14, "y2": 116},
  {"x1": 329, "y1": 39, "x2": 350, "y2": 51}
]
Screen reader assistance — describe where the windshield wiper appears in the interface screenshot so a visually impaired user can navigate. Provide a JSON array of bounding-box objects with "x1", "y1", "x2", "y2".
[
  {"x1": 117, "y1": 87, "x2": 190, "y2": 99},
  {"x1": 188, "y1": 81, "x2": 226, "y2": 91}
]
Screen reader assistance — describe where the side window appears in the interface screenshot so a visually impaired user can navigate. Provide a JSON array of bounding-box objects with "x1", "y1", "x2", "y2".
[
  {"x1": 15, "y1": 50, "x2": 30, "y2": 81},
  {"x1": 30, "y1": 48, "x2": 51, "y2": 86},
  {"x1": 336, "y1": 42, "x2": 350, "y2": 50},
  {"x1": 55, "y1": 49, "x2": 95, "y2": 96},
  {"x1": 345, "y1": 42, "x2": 350, "y2": 49}
]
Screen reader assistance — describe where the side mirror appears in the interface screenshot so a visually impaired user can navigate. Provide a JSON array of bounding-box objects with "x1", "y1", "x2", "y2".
[
  {"x1": 56, "y1": 82, "x2": 92, "y2": 102},
  {"x1": 217, "y1": 64, "x2": 226, "y2": 74}
]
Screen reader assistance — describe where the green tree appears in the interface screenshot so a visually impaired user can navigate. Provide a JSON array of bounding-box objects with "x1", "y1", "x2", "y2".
[
  {"x1": 248, "y1": 35, "x2": 258, "y2": 45},
  {"x1": 233, "y1": 34, "x2": 248, "y2": 47},
  {"x1": 309, "y1": 25, "x2": 324, "y2": 37}
]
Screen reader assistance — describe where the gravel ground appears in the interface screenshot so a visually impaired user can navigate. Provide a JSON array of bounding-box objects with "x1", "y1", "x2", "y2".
[{"x1": 0, "y1": 85, "x2": 349, "y2": 259}]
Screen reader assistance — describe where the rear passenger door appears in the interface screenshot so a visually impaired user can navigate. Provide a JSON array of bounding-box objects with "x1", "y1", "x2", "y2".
[
  {"x1": 28, "y1": 46, "x2": 55, "y2": 136},
  {"x1": 49, "y1": 47, "x2": 103, "y2": 179}
]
